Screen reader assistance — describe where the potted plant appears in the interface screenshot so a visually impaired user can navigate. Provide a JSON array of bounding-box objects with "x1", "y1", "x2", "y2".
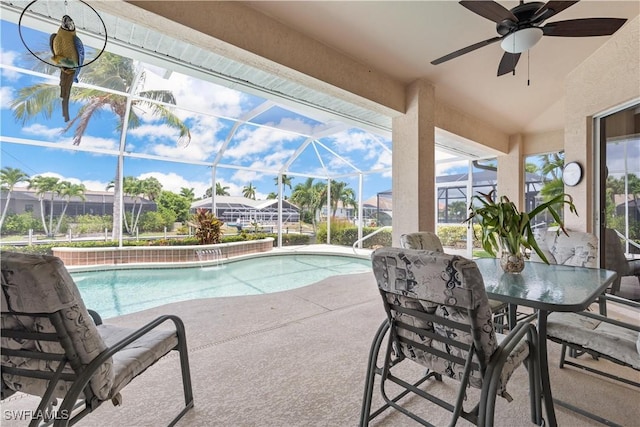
[{"x1": 464, "y1": 190, "x2": 578, "y2": 273}]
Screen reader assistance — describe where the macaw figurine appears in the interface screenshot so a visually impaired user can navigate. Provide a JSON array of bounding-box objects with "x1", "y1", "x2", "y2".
[{"x1": 50, "y1": 15, "x2": 84, "y2": 122}]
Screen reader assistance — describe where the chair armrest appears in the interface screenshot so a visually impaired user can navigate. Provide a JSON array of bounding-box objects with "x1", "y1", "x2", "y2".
[
  {"x1": 88, "y1": 309, "x2": 103, "y2": 326},
  {"x1": 575, "y1": 300, "x2": 640, "y2": 334},
  {"x1": 59, "y1": 314, "x2": 187, "y2": 408},
  {"x1": 601, "y1": 293, "x2": 640, "y2": 310},
  {"x1": 495, "y1": 320, "x2": 538, "y2": 357}
]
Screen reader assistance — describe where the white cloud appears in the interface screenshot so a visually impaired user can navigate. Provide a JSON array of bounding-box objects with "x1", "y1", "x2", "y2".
[
  {"x1": 0, "y1": 48, "x2": 20, "y2": 81},
  {"x1": 20, "y1": 124, "x2": 118, "y2": 150},
  {"x1": 264, "y1": 117, "x2": 317, "y2": 136},
  {"x1": 138, "y1": 171, "x2": 210, "y2": 197},
  {"x1": 141, "y1": 70, "x2": 247, "y2": 119},
  {"x1": 22, "y1": 123, "x2": 65, "y2": 139},
  {"x1": 224, "y1": 126, "x2": 300, "y2": 160},
  {"x1": 0, "y1": 86, "x2": 15, "y2": 108}
]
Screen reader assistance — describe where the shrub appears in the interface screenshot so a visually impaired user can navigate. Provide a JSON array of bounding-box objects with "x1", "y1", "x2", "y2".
[
  {"x1": 191, "y1": 208, "x2": 223, "y2": 245},
  {"x1": 316, "y1": 223, "x2": 391, "y2": 248},
  {"x1": 139, "y1": 210, "x2": 176, "y2": 233},
  {"x1": 1, "y1": 213, "x2": 43, "y2": 235}
]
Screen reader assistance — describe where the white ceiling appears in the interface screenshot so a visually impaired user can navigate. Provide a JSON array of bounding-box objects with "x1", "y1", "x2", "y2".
[{"x1": 244, "y1": 1, "x2": 639, "y2": 135}]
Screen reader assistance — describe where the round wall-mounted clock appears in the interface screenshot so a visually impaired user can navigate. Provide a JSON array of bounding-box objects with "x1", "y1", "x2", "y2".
[{"x1": 562, "y1": 161, "x2": 583, "y2": 187}]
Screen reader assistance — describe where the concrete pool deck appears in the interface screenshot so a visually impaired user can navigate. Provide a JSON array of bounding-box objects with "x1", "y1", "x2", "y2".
[{"x1": 2, "y1": 246, "x2": 639, "y2": 426}]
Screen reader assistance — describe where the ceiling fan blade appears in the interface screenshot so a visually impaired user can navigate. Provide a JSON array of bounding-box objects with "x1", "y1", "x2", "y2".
[
  {"x1": 543, "y1": 18, "x2": 627, "y2": 37},
  {"x1": 459, "y1": 1, "x2": 517, "y2": 24},
  {"x1": 497, "y1": 52, "x2": 520, "y2": 76},
  {"x1": 431, "y1": 36, "x2": 502, "y2": 65},
  {"x1": 533, "y1": 1, "x2": 579, "y2": 21}
]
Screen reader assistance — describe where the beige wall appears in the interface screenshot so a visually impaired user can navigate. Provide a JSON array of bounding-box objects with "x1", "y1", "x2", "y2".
[
  {"x1": 434, "y1": 102, "x2": 509, "y2": 153},
  {"x1": 497, "y1": 134, "x2": 524, "y2": 208},
  {"x1": 564, "y1": 16, "x2": 640, "y2": 232}
]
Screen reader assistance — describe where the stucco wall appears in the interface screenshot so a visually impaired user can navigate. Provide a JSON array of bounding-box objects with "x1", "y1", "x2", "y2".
[{"x1": 564, "y1": 16, "x2": 640, "y2": 232}]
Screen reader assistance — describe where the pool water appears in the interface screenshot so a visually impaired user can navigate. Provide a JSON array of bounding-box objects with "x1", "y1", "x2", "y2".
[{"x1": 72, "y1": 254, "x2": 372, "y2": 319}]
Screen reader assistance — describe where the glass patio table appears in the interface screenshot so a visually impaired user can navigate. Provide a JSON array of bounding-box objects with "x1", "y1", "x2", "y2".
[{"x1": 475, "y1": 258, "x2": 618, "y2": 427}]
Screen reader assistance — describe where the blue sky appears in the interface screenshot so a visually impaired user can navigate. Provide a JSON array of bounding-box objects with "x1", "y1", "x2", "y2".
[{"x1": 1, "y1": 18, "x2": 394, "y2": 201}]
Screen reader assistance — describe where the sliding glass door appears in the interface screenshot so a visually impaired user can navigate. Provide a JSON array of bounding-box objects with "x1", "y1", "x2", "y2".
[{"x1": 597, "y1": 103, "x2": 640, "y2": 261}]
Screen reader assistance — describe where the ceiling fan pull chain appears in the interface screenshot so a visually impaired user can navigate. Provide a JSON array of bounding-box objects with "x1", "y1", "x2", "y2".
[{"x1": 527, "y1": 50, "x2": 531, "y2": 86}]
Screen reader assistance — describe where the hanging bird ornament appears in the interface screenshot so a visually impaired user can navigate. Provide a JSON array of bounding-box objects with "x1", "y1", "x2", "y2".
[{"x1": 50, "y1": 15, "x2": 84, "y2": 122}]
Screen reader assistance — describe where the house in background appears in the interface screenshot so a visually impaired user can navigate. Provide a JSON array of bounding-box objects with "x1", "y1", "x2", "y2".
[
  {"x1": 1, "y1": 189, "x2": 155, "y2": 219},
  {"x1": 191, "y1": 196, "x2": 300, "y2": 227}
]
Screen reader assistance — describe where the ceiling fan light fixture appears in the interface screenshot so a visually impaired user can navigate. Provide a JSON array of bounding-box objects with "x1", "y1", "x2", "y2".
[{"x1": 500, "y1": 27, "x2": 543, "y2": 53}]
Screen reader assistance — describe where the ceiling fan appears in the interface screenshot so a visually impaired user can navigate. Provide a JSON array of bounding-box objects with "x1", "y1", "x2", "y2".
[{"x1": 431, "y1": 1, "x2": 628, "y2": 76}]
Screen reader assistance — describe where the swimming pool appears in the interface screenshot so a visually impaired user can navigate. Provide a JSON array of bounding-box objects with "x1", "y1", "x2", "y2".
[{"x1": 71, "y1": 253, "x2": 372, "y2": 319}]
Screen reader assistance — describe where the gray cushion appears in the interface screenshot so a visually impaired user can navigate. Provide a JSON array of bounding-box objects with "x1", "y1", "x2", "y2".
[
  {"x1": 531, "y1": 230, "x2": 598, "y2": 268},
  {"x1": 547, "y1": 312, "x2": 640, "y2": 370},
  {"x1": 400, "y1": 232, "x2": 444, "y2": 252},
  {"x1": 1, "y1": 252, "x2": 113, "y2": 400},
  {"x1": 98, "y1": 324, "x2": 178, "y2": 398}
]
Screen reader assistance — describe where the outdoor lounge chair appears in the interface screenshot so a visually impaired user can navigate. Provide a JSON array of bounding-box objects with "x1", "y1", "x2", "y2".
[
  {"x1": 546, "y1": 293, "x2": 640, "y2": 425},
  {"x1": 360, "y1": 247, "x2": 541, "y2": 426},
  {"x1": 400, "y1": 232, "x2": 509, "y2": 331},
  {"x1": 0, "y1": 251, "x2": 194, "y2": 427},
  {"x1": 603, "y1": 228, "x2": 640, "y2": 295}
]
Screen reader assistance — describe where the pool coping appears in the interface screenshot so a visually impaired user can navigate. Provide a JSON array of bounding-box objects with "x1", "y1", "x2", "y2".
[{"x1": 65, "y1": 244, "x2": 373, "y2": 272}]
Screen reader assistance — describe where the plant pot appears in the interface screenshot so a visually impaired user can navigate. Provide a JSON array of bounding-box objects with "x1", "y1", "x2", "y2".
[{"x1": 500, "y1": 251, "x2": 525, "y2": 273}]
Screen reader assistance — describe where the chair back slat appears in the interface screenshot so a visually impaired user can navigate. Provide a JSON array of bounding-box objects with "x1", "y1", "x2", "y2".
[
  {"x1": 1, "y1": 252, "x2": 114, "y2": 401},
  {"x1": 372, "y1": 247, "x2": 498, "y2": 389}
]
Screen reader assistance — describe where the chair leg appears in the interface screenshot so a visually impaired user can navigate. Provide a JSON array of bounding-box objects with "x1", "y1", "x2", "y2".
[
  {"x1": 559, "y1": 343, "x2": 567, "y2": 368},
  {"x1": 168, "y1": 318, "x2": 195, "y2": 427},
  {"x1": 360, "y1": 320, "x2": 389, "y2": 427}
]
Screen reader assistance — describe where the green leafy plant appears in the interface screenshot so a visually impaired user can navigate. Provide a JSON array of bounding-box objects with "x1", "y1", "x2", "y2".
[{"x1": 464, "y1": 190, "x2": 578, "y2": 263}]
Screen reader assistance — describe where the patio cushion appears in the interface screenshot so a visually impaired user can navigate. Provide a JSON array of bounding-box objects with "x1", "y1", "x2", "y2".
[
  {"x1": 530, "y1": 230, "x2": 598, "y2": 268},
  {"x1": 547, "y1": 312, "x2": 640, "y2": 370},
  {"x1": 98, "y1": 324, "x2": 179, "y2": 398},
  {"x1": 1, "y1": 253, "x2": 113, "y2": 400}
]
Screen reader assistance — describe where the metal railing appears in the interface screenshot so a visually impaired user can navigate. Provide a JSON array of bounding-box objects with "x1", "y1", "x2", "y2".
[{"x1": 352, "y1": 226, "x2": 391, "y2": 253}]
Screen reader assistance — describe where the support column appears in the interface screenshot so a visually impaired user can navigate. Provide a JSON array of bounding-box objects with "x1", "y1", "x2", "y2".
[
  {"x1": 497, "y1": 134, "x2": 524, "y2": 209},
  {"x1": 391, "y1": 80, "x2": 436, "y2": 245}
]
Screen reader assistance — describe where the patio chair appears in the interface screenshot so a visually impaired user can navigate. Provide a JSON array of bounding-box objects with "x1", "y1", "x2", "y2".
[
  {"x1": 529, "y1": 229, "x2": 598, "y2": 268},
  {"x1": 0, "y1": 251, "x2": 194, "y2": 427},
  {"x1": 360, "y1": 247, "x2": 541, "y2": 426},
  {"x1": 546, "y1": 293, "x2": 640, "y2": 424},
  {"x1": 400, "y1": 232, "x2": 510, "y2": 331},
  {"x1": 603, "y1": 228, "x2": 640, "y2": 295},
  {"x1": 529, "y1": 229, "x2": 608, "y2": 314}
]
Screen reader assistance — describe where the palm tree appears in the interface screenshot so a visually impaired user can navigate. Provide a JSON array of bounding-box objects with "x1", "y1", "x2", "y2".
[
  {"x1": 215, "y1": 182, "x2": 230, "y2": 196},
  {"x1": 267, "y1": 192, "x2": 277, "y2": 200},
  {"x1": 242, "y1": 182, "x2": 256, "y2": 200},
  {"x1": 538, "y1": 152, "x2": 565, "y2": 201},
  {"x1": 180, "y1": 187, "x2": 195, "y2": 201},
  {"x1": 0, "y1": 167, "x2": 30, "y2": 231},
  {"x1": 273, "y1": 174, "x2": 293, "y2": 199},
  {"x1": 53, "y1": 182, "x2": 86, "y2": 235},
  {"x1": 310, "y1": 181, "x2": 328, "y2": 231},
  {"x1": 11, "y1": 51, "x2": 191, "y2": 240},
  {"x1": 291, "y1": 178, "x2": 316, "y2": 228},
  {"x1": 28, "y1": 175, "x2": 61, "y2": 237},
  {"x1": 338, "y1": 185, "x2": 358, "y2": 218},
  {"x1": 143, "y1": 177, "x2": 163, "y2": 202}
]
